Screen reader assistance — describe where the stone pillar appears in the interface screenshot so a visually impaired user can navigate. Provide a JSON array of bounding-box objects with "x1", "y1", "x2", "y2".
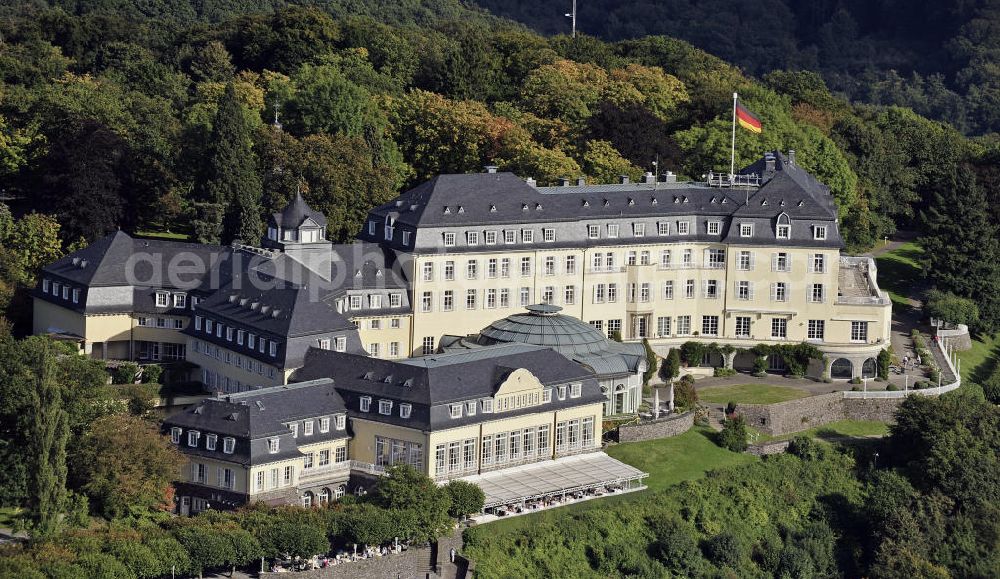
[{"x1": 724, "y1": 351, "x2": 737, "y2": 369}]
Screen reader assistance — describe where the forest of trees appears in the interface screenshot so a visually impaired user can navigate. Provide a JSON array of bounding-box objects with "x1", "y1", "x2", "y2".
[
  {"x1": 465, "y1": 389, "x2": 1000, "y2": 578},
  {"x1": 475, "y1": 0, "x2": 1000, "y2": 136},
  {"x1": 0, "y1": 1, "x2": 998, "y2": 330}
]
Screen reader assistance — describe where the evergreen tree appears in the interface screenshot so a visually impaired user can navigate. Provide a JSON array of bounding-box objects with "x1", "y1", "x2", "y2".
[
  {"x1": 198, "y1": 83, "x2": 263, "y2": 244},
  {"x1": 28, "y1": 339, "x2": 69, "y2": 537},
  {"x1": 921, "y1": 164, "x2": 1000, "y2": 330}
]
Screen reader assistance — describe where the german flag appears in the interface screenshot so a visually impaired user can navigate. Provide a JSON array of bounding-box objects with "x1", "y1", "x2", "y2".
[{"x1": 736, "y1": 101, "x2": 762, "y2": 133}]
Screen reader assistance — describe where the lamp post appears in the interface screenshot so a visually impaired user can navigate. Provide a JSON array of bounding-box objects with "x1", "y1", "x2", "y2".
[{"x1": 564, "y1": 0, "x2": 577, "y2": 38}]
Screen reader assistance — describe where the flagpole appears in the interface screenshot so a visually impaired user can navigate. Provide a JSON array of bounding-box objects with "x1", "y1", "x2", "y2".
[{"x1": 730, "y1": 92, "x2": 737, "y2": 181}]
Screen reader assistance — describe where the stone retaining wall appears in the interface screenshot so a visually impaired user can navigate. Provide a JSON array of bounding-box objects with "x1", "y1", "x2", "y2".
[
  {"x1": 617, "y1": 412, "x2": 694, "y2": 442},
  {"x1": 747, "y1": 440, "x2": 791, "y2": 456},
  {"x1": 934, "y1": 323, "x2": 972, "y2": 351},
  {"x1": 738, "y1": 393, "x2": 905, "y2": 436}
]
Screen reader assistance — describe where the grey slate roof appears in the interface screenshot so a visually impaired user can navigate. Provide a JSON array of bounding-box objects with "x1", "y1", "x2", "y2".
[
  {"x1": 292, "y1": 343, "x2": 603, "y2": 430},
  {"x1": 270, "y1": 192, "x2": 327, "y2": 229},
  {"x1": 163, "y1": 379, "x2": 349, "y2": 466},
  {"x1": 360, "y1": 151, "x2": 844, "y2": 250}
]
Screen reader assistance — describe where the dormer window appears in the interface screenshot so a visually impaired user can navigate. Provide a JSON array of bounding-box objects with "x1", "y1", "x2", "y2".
[
  {"x1": 542, "y1": 389, "x2": 552, "y2": 403},
  {"x1": 187, "y1": 430, "x2": 200, "y2": 447},
  {"x1": 368, "y1": 221, "x2": 375, "y2": 235},
  {"x1": 543, "y1": 228, "x2": 555, "y2": 242},
  {"x1": 400, "y1": 403, "x2": 411, "y2": 419},
  {"x1": 171, "y1": 427, "x2": 181, "y2": 444},
  {"x1": 813, "y1": 225, "x2": 827, "y2": 240},
  {"x1": 319, "y1": 417, "x2": 330, "y2": 432},
  {"x1": 173, "y1": 293, "x2": 187, "y2": 308},
  {"x1": 155, "y1": 291, "x2": 169, "y2": 308},
  {"x1": 195, "y1": 316, "x2": 203, "y2": 331},
  {"x1": 677, "y1": 222, "x2": 690, "y2": 235},
  {"x1": 557, "y1": 385, "x2": 567, "y2": 400},
  {"x1": 465, "y1": 401, "x2": 477, "y2": 416},
  {"x1": 205, "y1": 319, "x2": 213, "y2": 333},
  {"x1": 776, "y1": 214, "x2": 791, "y2": 239},
  {"x1": 402, "y1": 231, "x2": 411, "y2": 246},
  {"x1": 61, "y1": 286, "x2": 68, "y2": 300},
  {"x1": 588, "y1": 225, "x2": 599, "y2": 239},
  {"x1": 481, "y1": 399, "x2": 494, "y2": 413},
  {"x1": 467, "y1": 231, "x2": 479, "y2": 246},
  {"x1": 707, "y1": 222, "x2": 721, "y2": 235},
  {"x1": 334, "y1": 337, "x2": 346, "y2": 352},
  {"x1": 522, "y1": 229, "x2": 534, "y2": 243},
  {"x1": 349, "y1": 295, "x2": 362, "y2": 310},
  {"x1": 740, "y1": 223, "x2": 754, "y2": 238},
  {"x1": 485, "y1": 231, "x2": 497, "y2": 245},
  {"x1": 378, "y1": 400, "x2": 392, "y2": 415},
  {"x1": 42, "y1": 279, "x2": 50, "y2": 293},
  {"x1": 52, "y1": 282, "x2": 59, "y2": 296},
  {"x1": 206, "y1": 434, "x2": 217, "y2": 450},
  {"x1": 304, "y1": 420, "x2": 313, "y2": 436},
  {"x1": 504, "y1": 230, "x2": 516, "y2": 244},
  {"x1": 443, "y1": 232, "x2": 456, "y2": 247},
  {"x1": 269, "y1": 341, "x2": 277, "y2": 357},
  {"x1": 607, "y1": 224, "x2": 619, "y2": 238},
  {"x1": 633, "y1": 223, "x2": 645, "y2": 237},
  {"x1": 449, "y1": 404, "x2": 462, "y2": 418},
  {"x1": 335, "y1": 414, "x2": 346, "y2": 430},
  {"x1": 570, "y1": 383, "x2": 582, "y2": 398},
  {"x1": 268, "y1": 438, "x2": 279, "y2": 454},
  {"x1": 223, "y1": 437, "x2": 235, "y2": 454},
  {"x1": 360, "y1": 396, "x2": 371, "y2": 412},
  {"x1": 289, "y1": 423, "x2": 299, "y2": 438}
]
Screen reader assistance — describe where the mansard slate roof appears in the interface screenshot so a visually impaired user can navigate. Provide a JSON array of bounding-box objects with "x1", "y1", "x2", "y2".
[
  {"x1": 43, "y1": 231, "x2": 227, "y2": 288},
  {"x1": 363, "y1": 151, "x2": 843, "y2": 248},
  {"x1": 164, "y1": 380, "x2": 348, "y2": 465},
  {"x1": 270, "y1": 192, "x2": 328, "y2": 229},
  {"x1": 293, "y1": 344, "x2": 603, "y2": 430},
  {"x1": 192, "y1": 281, "x2": 356, "y2": 338}
]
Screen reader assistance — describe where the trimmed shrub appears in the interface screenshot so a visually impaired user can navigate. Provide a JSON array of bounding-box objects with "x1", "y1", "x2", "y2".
[
  {"x1": 141, "y1": 364, "x2": 164, "y2": 384},
  {"x1": 680, "y1": 341, "x2": 706, "y2": 367},
  {"x1": 713, "y1": 367, "x2": 736, "y2": 377},
  {"x1": 718, "y1": 415, "x2": 748, "y2": 452}
]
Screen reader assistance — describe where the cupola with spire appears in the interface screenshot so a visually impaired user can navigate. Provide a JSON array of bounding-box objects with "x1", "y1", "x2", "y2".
[{"x1": 262, "y1": 191, "x2": 332, "y2": 277}]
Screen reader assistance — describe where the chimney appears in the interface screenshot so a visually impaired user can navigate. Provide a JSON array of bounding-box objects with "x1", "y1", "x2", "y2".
[
  {"x1": 619, "y1": 175, "x2": 630, "y2": 184},
  {"x1": 643, "y1": 172, "x2": 655, "y2": 184},
  {"x1": 765, "y1": 153, "x2": 776, "y2": 174},
  {"x1": 484, "y1": 165, "x2": 498, "y2": 174},
  {"x1": 661, "y1": 172, "x2": 677, "y2": 183},
  {"x1": 787, "y1": 150, "x2": 796, "y2": 165},
  {"x1": 525, "y1": 177, "x2": 537, "y2": 187},
  {"x1": 559, "y1": 177, "x2": 571, "y2": 187},
  {"x1": 576, "y1": 176, "x2": 587, "y2": 186}
]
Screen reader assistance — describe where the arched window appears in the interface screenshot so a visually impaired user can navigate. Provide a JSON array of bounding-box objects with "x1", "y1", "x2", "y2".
[
  {"x1": 776, "y1": 213, "x2": 791, "y2": 239},
  {"x1": 302, "y1": 491, "x2": 313, "y2": 508},
  {"x1": 334, "y1": 485, "x2": 346, "y2": 499},
  {"x1": 319, "y1": 488, "x2": 330, "y2": 505}
]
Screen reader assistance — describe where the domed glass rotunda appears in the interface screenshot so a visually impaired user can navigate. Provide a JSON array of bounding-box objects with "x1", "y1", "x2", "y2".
[{"x1": 442, "y1": 304, "x2": 644, "y2": 416}]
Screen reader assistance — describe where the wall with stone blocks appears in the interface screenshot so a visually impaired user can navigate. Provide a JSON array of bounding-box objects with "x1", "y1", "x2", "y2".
[
  {"x1": 747, "y1": 440, "x2": 791, "y2": 456},
  {"x1": 617, "y1": 412, "x2": 694, "y2": 442},
  {"x1": 739, "y1": 393, "x2": 906, "y2": 436}
]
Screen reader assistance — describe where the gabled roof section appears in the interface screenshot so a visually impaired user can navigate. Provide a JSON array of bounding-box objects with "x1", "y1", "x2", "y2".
[
  {"x1": 735, "y1": 151, "x2": 838, "y2": 219},
  {"x1": 270, "y1": 192, "x2": 328, "y2": 229}
]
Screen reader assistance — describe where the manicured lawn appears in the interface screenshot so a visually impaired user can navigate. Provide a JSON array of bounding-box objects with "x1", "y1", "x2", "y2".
[
  {"x1": 605, "y1": 426, "x2": 756, "y2": 491},
  {"x1": 874, "y1": 241, "x2": 924, "y2": 308},
  {"x1": 698, "y1": 383, "x2": 810, "y2": 405},
  {"x1": 135, "y1": 230, "x2": 191, "y2": 241},
  {"x1": 957, "y1": 332, "x2": 1000, "y2": 383},
  {"x1": 0, "y1": 506, "x2": 22, "y2": 529}
]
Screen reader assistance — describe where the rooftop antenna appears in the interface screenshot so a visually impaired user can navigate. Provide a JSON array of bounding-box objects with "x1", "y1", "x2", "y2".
[
  {"x1": 272, "y1": 104, "x2": 282, "y2": 131},
  {"x1": 652, "y1": 155, "x2": 659, "y2": 191},
  {"x1": 565, "y1": 0, "x2": 577, "y2": 38}
]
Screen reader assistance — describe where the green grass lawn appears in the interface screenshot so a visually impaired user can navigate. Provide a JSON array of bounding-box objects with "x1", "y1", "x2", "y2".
[
  {"x1": 135, "y1": 230, "x2": 191, "y2": 241},
  {"x1": 481, "y1": 427, "x2": 754, "y2": 532},
  {"x1": 874, "y1": 241, "x2": 924, "y2": 307},
  {"x1": 0, "y1": 506, "x2": 22, "y2": 529},
  {"x1": 698, "y1": 383, "x2": 810, "y2": 405},
  {"x1": 957, "y1": 332, "x2": 1000, "y2": 383}
]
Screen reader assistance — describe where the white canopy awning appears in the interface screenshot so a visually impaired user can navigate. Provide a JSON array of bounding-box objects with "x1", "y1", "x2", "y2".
[{"x1": 461, "y1": 452, "x2": 647, "y2": 508}]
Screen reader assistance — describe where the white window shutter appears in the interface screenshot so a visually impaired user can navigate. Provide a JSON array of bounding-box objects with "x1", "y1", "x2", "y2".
[
  {"x1": 771, "y1": 253, "x2": 778, "y2": 271},
  {"x1": 770, "y1": 283, "x2": 777, "y2": 301},
  {"x1": 191, "y1": 463, "x2": 198, "y2": 481},
  {"x1": 807, "y1": 257, "x2": 815, "y2": 273},
  {"x1": 750, "y1": 252, "x2": 756, "y2": 270},
  {"x1": 749, "y1": 283, "x2": 755, "y2": 300}
]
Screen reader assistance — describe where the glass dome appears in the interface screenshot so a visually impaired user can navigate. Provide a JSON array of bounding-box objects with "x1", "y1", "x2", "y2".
[{"x1": 475, "y1": 304, "x2": 612, "y2": 356}]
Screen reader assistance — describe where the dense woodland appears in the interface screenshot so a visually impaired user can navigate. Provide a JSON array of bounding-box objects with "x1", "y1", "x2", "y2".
[
  {"x1": 476, "y1": 0, "x2": 1000, "y2": 136},
  {"x1": 0, "y1": 1, "x2": 998, "y2": 331}
]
